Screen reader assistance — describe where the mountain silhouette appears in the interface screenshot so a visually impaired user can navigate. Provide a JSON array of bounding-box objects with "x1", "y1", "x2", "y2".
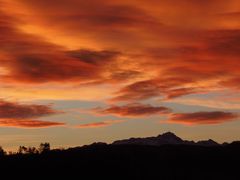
[
  {"x1": 196, "y1": 139, "x2": 219, "y2": 146},
  {"x1": 0, "y1": 132, "x2": 239, "y2": 179},
  {"x1": 113, "y1": 132, "x2": 220, "y2": 146}
]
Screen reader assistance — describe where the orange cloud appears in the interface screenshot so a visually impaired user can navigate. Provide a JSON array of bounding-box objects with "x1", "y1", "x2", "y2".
[
  {"x1": 1, "y1": 6, "x2": 137, "y2": 85},
  {"x1": 221, "y1": 77, "x2": 240, "y2": 90},
  {"x1": 0, "y1": 99, "x2": 58, "y2": 119},
  {"x1": 1, "y1": 0, "x2": 240, "y2": 108},
  {"x1": 112, "y1": 80, "x2": 162, "y2": 102},
  {"x1": 0, "y1": 119, "x2": 65, "y2": 128},
  {"x1": 10, "y1": 0, "x2": 162, "y2": 50},
  {"x1": 94, "y1": 103, "x2": 171, "y2": 117},
  {"x1": 0, "y1": 10, "x2": 99, "y2": 84},
  {"x1": 67, "y1": 50, "x2": 121, "y2": 65},
  {"x1": 112, "y1": 78, "x2": 198, "y2": 102},
  {"x1": 0, "y1": 10, "x2": 140, "y2": 86},
  {"x1": 0, "y1": 99, "x2": 63, "y2": 128},
  {"x1": 168, "y1": 112, "x2": 239, "y2": 125},
  {"x1": 166, "y1": 88, "x2": 198, "y2": 99},
  {"x1": 76, "y1": 120, "x2": 124, "y2": 128}
]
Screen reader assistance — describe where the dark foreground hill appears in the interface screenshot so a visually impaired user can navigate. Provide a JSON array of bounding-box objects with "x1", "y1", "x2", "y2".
[
  {"x1": 113, "y1": 132, "x2": 221, "y2": 146},
  {"x1": 0, "y1": 143, "x2": 240, "y2": 179}
]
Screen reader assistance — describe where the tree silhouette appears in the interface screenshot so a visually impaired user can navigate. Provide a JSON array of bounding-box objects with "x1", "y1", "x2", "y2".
[
  {"x1": 0, "y1": 146, "x2": 5, "y2": 156},
  {"x1": 18, "y1": 146, "x2": 27, "y2": 154},
  {"x1": 39, "y1": 143, "x2": 50, "y2": 153},
  {"x1": 26, "y1": 147, "x2": 38, "y2": 154},
  {"x1": 18, "y1": 146, "x2": 38, "y2": 154}
]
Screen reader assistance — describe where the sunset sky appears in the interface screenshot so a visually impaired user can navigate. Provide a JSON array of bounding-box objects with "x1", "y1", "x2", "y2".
[{"x1": 1, "y1": 0, "x2": 240, "y2": 151}]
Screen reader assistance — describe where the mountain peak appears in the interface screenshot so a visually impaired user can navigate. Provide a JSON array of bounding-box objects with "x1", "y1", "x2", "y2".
[
  {"x1": 112, "y1": 132, "x2": 221, "y2": 146},
  {"x1": 159, "y1": 132, "x2": 178, "y2": 138},
  {"x1": 157, "y1": 132, "x2": 183, "y2": 144},
  {"x1": 113, "y1": 132, "x2": 184, "y2": 146},
  {"x1": 196, "y1": 139, "x2": 219, "y2": 146}
]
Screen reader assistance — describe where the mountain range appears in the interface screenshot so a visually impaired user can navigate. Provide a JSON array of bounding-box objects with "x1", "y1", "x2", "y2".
[
  {"x1": 111, "y1": 132, "x2": 225, "y2": 146},
  {"x1": 1, "y1": 131, "x2": 239, "y2": 179}
]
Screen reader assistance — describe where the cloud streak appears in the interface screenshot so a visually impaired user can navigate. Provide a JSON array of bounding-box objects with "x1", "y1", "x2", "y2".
[
  {"x1": 168, "y1": 111, "x2": 239, "y2": 125},
  {"x1": 76, "y1": 120, "x2": 124, "y2": 128},
  {"x1": 0, "y1": 99, "x2": 63, "y2": 128},
  {"x1": 0, "y1": 99, "x2": 58, "y2": 119},
  {"x1": 94, "y1": 103, "x2": 171, "y2": 117},
  {"x1": 0, "y1": 119, "x2": 65, "y2": 128}
]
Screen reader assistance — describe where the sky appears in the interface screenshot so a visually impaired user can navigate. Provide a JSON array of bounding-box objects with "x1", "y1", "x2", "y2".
[{"x1": 0, "y1": 0, "x2": 240, "y2": 151}]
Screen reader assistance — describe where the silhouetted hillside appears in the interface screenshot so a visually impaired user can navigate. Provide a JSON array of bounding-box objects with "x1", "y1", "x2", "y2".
[
  {"x1": 113, "y1": 132, "x2": 221, "y2": 146},
  {"x1": 113, "y1": 132, "x2": 185, "y2": 145},
  {"x1": 0, "y1": 133, "x2": 239, "y2": 179}
]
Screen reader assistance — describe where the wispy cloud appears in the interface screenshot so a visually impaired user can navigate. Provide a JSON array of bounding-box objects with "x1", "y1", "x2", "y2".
[
  {"x1": 168, "y1": 111, "x2": 239, "y2": 125},
  {"x1": 76, "y1": 120, "x2": 124, "y2": 128},
  {"x1": 93, "y1": 103, "x2": 171, "y2": 117},
  {"x1": 0, "y1": 99, "x2": 64, "y2": 128}
]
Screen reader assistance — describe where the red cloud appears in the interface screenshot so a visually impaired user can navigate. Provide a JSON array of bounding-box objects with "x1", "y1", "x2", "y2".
[
  {"x1": 220, "y1": 78, "x2": 240, "y2": 90},
  {"x1": 94, "y1": 103, "x2": 171, "y2": 117},
  {"x1": 112, "y1": 78, "x2": 197, "y2": 102},
  {"x1": 0, "y1": 100, "x2": 58, "y2": 119},
  {"x1": 68, "y1": 49, "x2": 121, "y2": 65},
  {"x1": 76, "y1": 120, "x2": 124, "y2": 128},
  {"x1": 0, "y1": 119, "x2": 65, "y2": 128},
  {"x1": 1, "y1": 0, "x2": 240, "y2": 105},
  {"x1": 0, "y1": 99, "x2": 63, "y2": 128},
  {"x1": 168, "y1": 111, "x2": 239, "y2": 125},
  {"x1": 112, "y1": 80, "x2": 162, "y2": 102},
  {"x1": 166, "y1": 88, "x2": 198, "y2": 99},
  {"x1": 14, "y1": 0, "x2": 159, "y2": 32},
  {"x1": 0, "y1": 8, "x2": 124, "y2": 84}
]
